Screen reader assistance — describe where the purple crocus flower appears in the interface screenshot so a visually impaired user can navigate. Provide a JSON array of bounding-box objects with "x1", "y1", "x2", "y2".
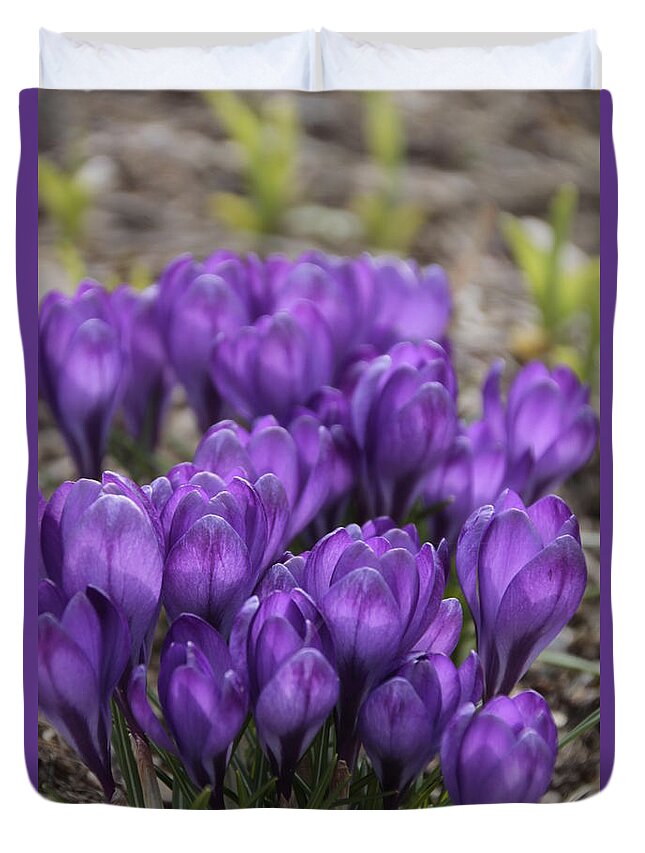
[
  {"x1": 441, "y1": 690, "x2": 558, "y2": 804},
  {"x1": 456, "y1": 489, "x2": 587, "y2": 698},
  {"x1": 358, "y1": 255, "x2": 452, "y2": 352},
  {"x1": 193, "y1": 414, "x2": 351, "y2": 542},
  {"x1": 423, "y1": 428, "x2": 506, "y2": 546},
  {"x1": 39, "y1": 472, "x2": 164, "y2": 663},
  {"x1": 230, "y1": 589, "x2": 339, "y2": 797},
  {"x1": 128, "y1": 614, "x2": 247, "y2": 809},
  {"x1": 273, "y1": 254, "x2": 371, "y2": 363},
  {"x1": 161, "y1": 474, "x2": 290, "y2": 635},
  {"x1": 473, "y1": 360, "x2": 598, "y2": 504},
  {"x1": 301, "y1": 519, "x2": 447, "y2": 765},
  {"x1": 38, "y1": 584, "x2": 131, "y2": 799},
  {"x1": 350, "y1": 340, "x2": 458, "y2": 520},
  {"x1": 163, "y1": 270, "x2": 249, "y2": 432},
  {"x1": 39, "y1": 281, "x2": 124, "y2": 478},
  {"x1": 211, "y1": 300, "x2": 335, "y2": 424},
  {"x1": 111, "y1": 284, "x2": 174, "y2": 450},
  {"x1": 359, "y1": 651, "x2": 482, "y2": 805}
]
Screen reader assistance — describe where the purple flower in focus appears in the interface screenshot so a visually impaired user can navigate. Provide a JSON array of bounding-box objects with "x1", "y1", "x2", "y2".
[
  {"x1": 230, "y1": 589, "x2": 339, "y2": 796},
  {"x1": 211, "y1": 301, "x2": 335, "y2": 424},
  {"x1": 441, "y1": 691, "x2": 557, "y2": 804},
  {"x1": 39, "y1": 282, "x2": 124, "y2": 478},
  {"x1": 128, "y1": 614, "x2": 247, "y2": 808},
  {"x1": 350, "y1": 340, "x2": 458, "y2": 520},
  {"x1": 111, "y1": 284, "x2": 174, "y2": 450},
  {"x1": 359, "y1": 651, "x2": 482, "y2": 804},
  {"x1": 38, "y1": 585, "x2": 131, "y2": 799},
  {"x1": 301, "y1": 519, "x2": 448, "y2": 765},
  {"x1": 40, "y1": 472, "x2": 164, "y2": 663},
  {"x1": 161, "y1": 474, "x2": 290, "y2": 635},
  {"x1": 474, "y1": 360, "x2": 598, "y2": 504},
  {"x1": 456, "y1": 489, "x2": 587, "y2": 698}
]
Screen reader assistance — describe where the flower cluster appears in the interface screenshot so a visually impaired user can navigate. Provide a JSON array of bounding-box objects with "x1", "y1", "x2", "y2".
[{"x1": 37, "y1": 251, "x2": 597, "y2": 809}]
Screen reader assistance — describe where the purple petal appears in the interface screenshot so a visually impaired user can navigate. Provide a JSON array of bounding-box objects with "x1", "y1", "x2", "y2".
[
  {"x1": 61, "y1": 494, "x2": 163, "y2": 658},
  {"x1": 321, "y1": 567, "x2": 403, "y2": 694},
  {"x1": 440, "y1": 703, "x2": 475, "y2": 805},
  {"x1": 477, "y1": 508, "x2": 543, "y2": 634},
  {"x1": 255, "y1": 648, "x2": 339, "y2": 774},
  {"x1": 359, "y1": 677, "x2": 434, "y2": 793},
  {"x1": 527, "y1": 494, "x2": 580, "y2": 546},
  {"x1": 415, "y1": 598, "x2": 463, "y2": 656},
  {"x1": 128, "y1": 665, "x2": 175, "y2": 752},
  {"x1": 492, "y1": 534, "x2": 587, "y2": 694},
  {"x1": 163, "y1": 514, "x2": 252, "y2": 635}
]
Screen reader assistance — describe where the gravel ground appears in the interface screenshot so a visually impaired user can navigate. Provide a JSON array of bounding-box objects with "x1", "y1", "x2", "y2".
[{"x1": 36, "y1": 90, "x2": 601, "y2": 805}]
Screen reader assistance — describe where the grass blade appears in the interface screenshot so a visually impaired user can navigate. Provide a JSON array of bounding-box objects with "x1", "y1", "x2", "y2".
[{"x1": 558, "y1": 707, "x2": 600, "y2": 750}]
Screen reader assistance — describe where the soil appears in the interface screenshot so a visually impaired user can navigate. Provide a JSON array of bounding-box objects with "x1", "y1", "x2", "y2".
[{"x1": 36, "y1": 90, "x2": 601, "y2": 804}]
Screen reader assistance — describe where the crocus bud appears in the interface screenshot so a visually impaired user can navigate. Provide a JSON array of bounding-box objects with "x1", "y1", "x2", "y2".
[
  {"x1": 211, "y1": 301, "x2": 335, "y2": 425},
  {"x1": 302, "y1": 520, "x2": 446, "y2": 766},
  {"x1": 111, "y1": 284, "x2": 173, "y2": 450},
  {"x1": 273, "y1": 255, "x2": 370, "y2": 362},
  {"x1": 129, "y1": 614, "x2": 247, "y2": 808},
  {"x1": 350, "y1": 340, "x2": 457, "y2": 520},
  {"x1": 194, "y1": 413, "x2": 350, "y2": 541},
  {"x1": 39, "y1": 282, "x2": 123, "y2": 478},
  {"x1": 161, "y1": 475, "x2": 289, "y2": 635},
  {"x1": 359, "y1": 651, "x2": 482, "y2": 805},
  {"x1": 38, "y1": 585, "x2": 131, "y2": 799},
  {"x1": 474, "y1": 360, "x2": 598, "y2": 503},
  {"x1": 40, "y1": 473, "x2": 164, "y2": 663},
  {"x1": 230, "y1": 589, "x2": 339, "y2": 797},
  {"x1": 359, "y1": 256, "x2": 451, "y2": 352},
  {"x1": 441, "y1": 691, "x2": 557, "y2": 804},
  {"x1": 456, "y1": 490, "x2": 587, "y2": 698},
  {"x1": 164, "y1": 269, "x2": 249, "y2": 432}
]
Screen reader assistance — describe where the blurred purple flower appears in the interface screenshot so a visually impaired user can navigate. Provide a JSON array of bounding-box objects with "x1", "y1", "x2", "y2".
[
  {"x1": 39, "y1": 472, "x2": 164, "y2": 663},
  {"x1": 441, "y1": 691, "x2": 557, "y2": 804},
  {"x1": 473, "y1": 361, "x2": 598, "y2": 504},
  {"x1": 111, "y1": 284, "x2": 174, "y2": 450},
  {"x1": 128, "y1": 614, "x2": 247, "y2": 808},
  {"x1": 358, "y1": 255, "x2": 451, "y2": 352},
  {"x1": 230, "y1": 589, "x2": 339, "y2": 796},
  {"x1": 39, "y1": 281, "x2": 124, "y2": 478},
  {"x1": 456, "y1": 489, "x2": 587, "y2": 698},
  {"x1": 211, "y1": 301, "x2": 335, "y2": 424},
  {"x1": 350, "y1": 340, "x2": 458, "y2": 520},
  {"x1": 162, "y1": 268, "x2": 249, "y2": 432},
  {"x1": 359, "y1": 651, "x2": 482, "y2": 804},
  {"x1": 38, "y1": 585, "x2": 130, "y2": 799},
  {"x1": 301, "y1": 519, "x2": 448, "y2": 765}
]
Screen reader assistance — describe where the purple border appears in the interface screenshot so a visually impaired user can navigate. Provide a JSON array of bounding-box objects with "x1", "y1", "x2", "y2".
[
  {"x1": 599, "y1": 89, "x2": 616, "y2": 790},
  {"x1": 19, "y1": 88, "x2": 616, "y2": 797},
  {"x1": 17, "y1": 88, "x2": 39, "y2": 790}
]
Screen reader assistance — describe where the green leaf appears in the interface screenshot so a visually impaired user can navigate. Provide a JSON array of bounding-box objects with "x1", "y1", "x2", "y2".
[
  {"x1": 364, "y1": 92, "x2": 404, "y2": 170},
  {"x1": 38, "y1": 156, "x2": 92, "y2": 242},
  {"x1": 190, "y1": 786, "x2": 212, "y2": 809},
  {"x1": 210, "y1": 192, "x2": 260, "y2": 232},
  {"x1": 111, "y1": 699, "x2": 145, "y2": 807},
  {"x1": 558, "y1": 706, "x2": 600, "y2": 750},
  {"x1": 307, "y1": 753, "x2": 338, "y2": 808},
  {"x1": 538, "y1": 649, "x2": 600, "y2": 676}
]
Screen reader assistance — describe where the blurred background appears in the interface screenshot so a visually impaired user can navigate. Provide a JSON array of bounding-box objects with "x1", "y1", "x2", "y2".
[{"x1": 37, "y1": 90, "x2": 600, "y2": 802}]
